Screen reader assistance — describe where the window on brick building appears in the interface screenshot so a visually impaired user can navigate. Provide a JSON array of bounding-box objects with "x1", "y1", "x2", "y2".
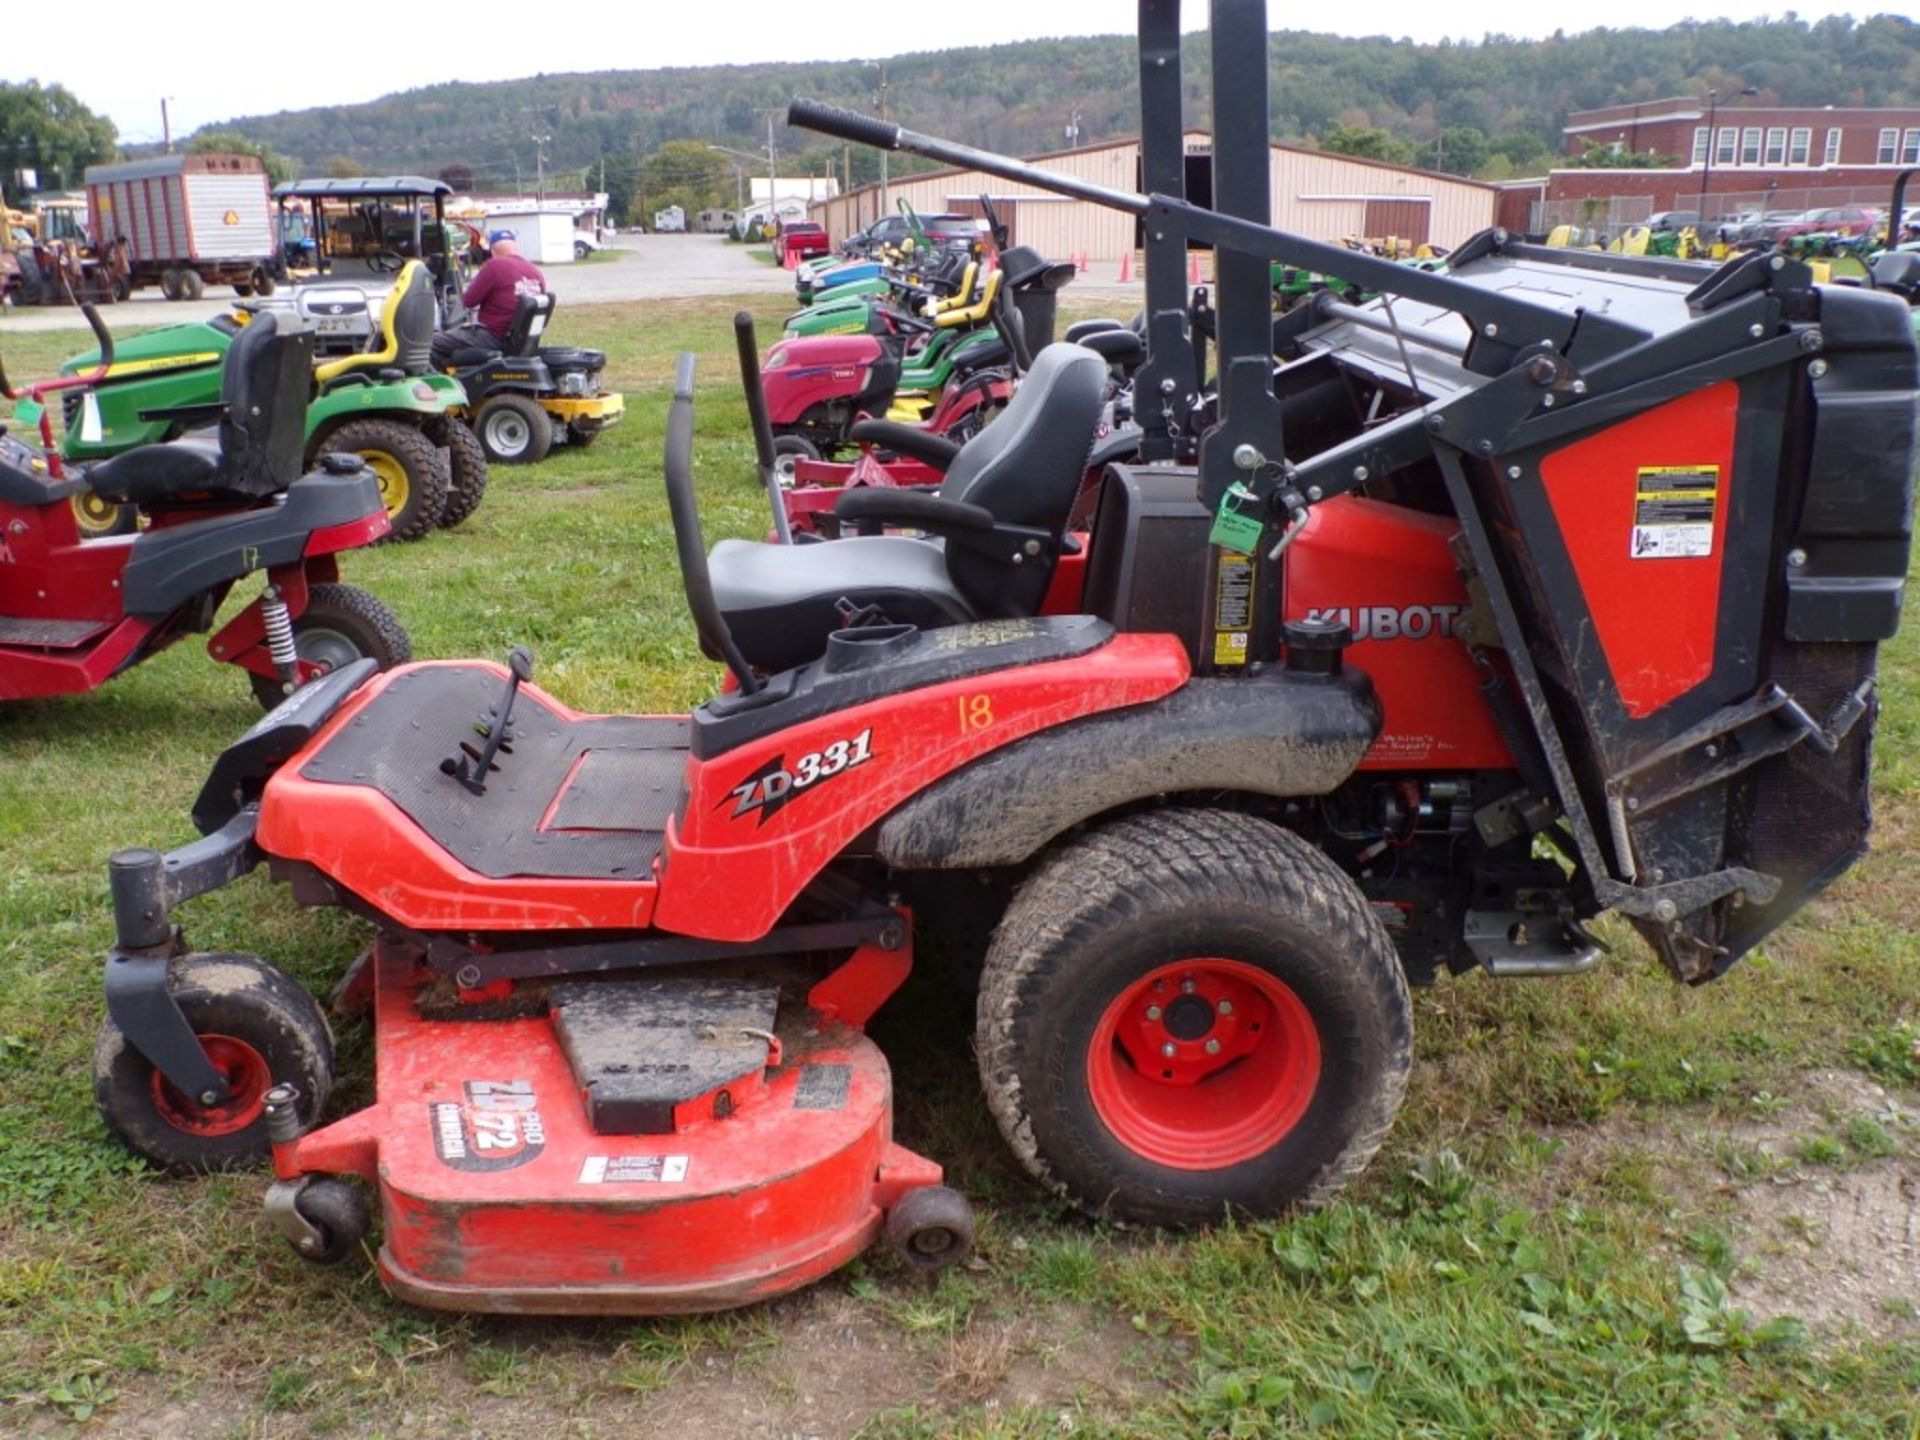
[
  {"x1": 1717, "y1": 128, "x2": 1738, "y2": 165},
  {"x1": 1740, "y1": 128, "x2": 1762, "y2": 166},
  {"x1": 1824, "y1": 128, "x2": 1843, "y2": 165},
  {"x1": 1880, "y1": 129, "x2": 1900, "y2": 164},
  {"x1": 1692, "y1": 127, "x2": 1710, "y2": 165},
  {"x1": 1789, "y1": 128, "x2": 1811, "y2": 165},
  {"x1": 1904, "y1": 129, "x2": 1920, "y2": 165},
  {"x1": 1764, "y1": 128, "x2": 1787, "y2": 166}
]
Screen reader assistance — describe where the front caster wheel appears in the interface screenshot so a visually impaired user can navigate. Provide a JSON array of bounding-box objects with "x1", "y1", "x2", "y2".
[
  {"x1": 287, "y1": 1177, "x2": 371, "y2": 1265},
  {"x1": 885, "y1": 1185, "x2": 975, "y2": 1273},
  {"x1": 93, "y1": 953, "x2": 334, "y2": 1173}
]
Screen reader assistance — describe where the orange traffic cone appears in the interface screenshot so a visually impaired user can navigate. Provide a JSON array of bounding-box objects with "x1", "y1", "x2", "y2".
[{"x1": 1117, "y1": 251, "x2": 1133, "y2": 282}]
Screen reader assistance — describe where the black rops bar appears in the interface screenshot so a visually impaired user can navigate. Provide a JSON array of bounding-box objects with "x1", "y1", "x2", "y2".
[
  {"x1": 783, "y1": 104, "x2": 1648, "y2": 380},
  {"x1": 733, "y1": 312, "x2": 792, "y2": 545}
]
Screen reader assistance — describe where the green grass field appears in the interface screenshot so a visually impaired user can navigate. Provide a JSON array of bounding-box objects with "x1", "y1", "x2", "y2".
[{"x1": 0, "y1": 296, "x2": 1916, "y2": 1438}]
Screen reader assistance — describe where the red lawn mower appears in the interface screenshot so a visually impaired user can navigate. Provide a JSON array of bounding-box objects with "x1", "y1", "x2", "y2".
[
  {"x1": 1, "y1": 309, "x2": 410, "y2": 707},
  {"x1": 94, "y1": 0, "x2": 1914, "y2": 1320}
]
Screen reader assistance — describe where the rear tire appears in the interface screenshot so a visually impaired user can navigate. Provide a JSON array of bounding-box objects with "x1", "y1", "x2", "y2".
[
  {"x1": 977, "y1": 808, "x2": 1412, "y2": 1228},
  {"x1": 474, "y1": 392, "x2": 552, "y2": 465},
  {"x1": 251, "y1": 267, "x2": 277, "y2": 297},
  {"x1": 314, "y1": 418, "x2": 448, "y2": 543},
  {"x1": 437, "y1": 419, "x2": 489, "y2": 528},
  {"x1": 249, "y1": 582, "x2": 412, "y2": 710},
  {"x1": 178, "y1": 269, "x2": 205, "y2": 301},
  {"x1": 159, "y1": 268, "x2": 183, "y2": 301},
  {"x1": 93, "y1": 952, "x2": 333, "y2": 1173},
  {"x1": 71, "y1": 491, "x2": 138, "y2": 539}
]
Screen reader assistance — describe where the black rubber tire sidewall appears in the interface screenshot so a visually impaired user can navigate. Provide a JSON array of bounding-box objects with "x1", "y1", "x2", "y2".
[
  {"x1": 438, "y1": 419, "x2": 490, "y2": 528},
  {"x1": 178, "y1": 269, "x2": 205, "y2": 301},
  {"x1": 249, "y1": 582, "x2": 411, "y2": 709},
  {"x1": 92, "y1": 952, "x2": 333, "y2": 1174},
  {"x1": 978, "y1": 809, "x2": 1412, "y2": 1228},
  {"x1": 314, "y1": 418, "x2": 449, "y2": 543},
  {"x1": 475, "y1": 393, "x2": 552, "y2": 465}
]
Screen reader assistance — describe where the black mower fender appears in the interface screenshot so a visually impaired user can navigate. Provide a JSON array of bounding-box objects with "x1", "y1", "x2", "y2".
[
  {"x1": 120, "y1": 470, "x2": 384, "y2": 618},
  {"x1": 104, "y1": 809, "x2": 266, "y2": 1102},
  {"x1": 876, "y1": 668, "x2": 1382, "y2": 870},
  {"x1": 192, "y1": 657, "x2": 381, "y2": 833}
]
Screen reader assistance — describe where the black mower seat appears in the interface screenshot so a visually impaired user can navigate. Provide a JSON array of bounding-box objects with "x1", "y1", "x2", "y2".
[
  {"x1": 538, "y1": 345, "x2": 605, "y2": 370},
  {"x1": 89, "y1": 314, "x2": 314, "y2": 507},
  {"x1": 710, "y1": 343, "x2": 1109, "y2": 674}
]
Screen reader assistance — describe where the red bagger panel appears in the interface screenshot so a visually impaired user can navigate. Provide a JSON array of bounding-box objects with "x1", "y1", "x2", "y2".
[
  {"x1": 1539, "y1": 382, "x2": 1739, "y2": 719},
  {"x1": 1283, "y1": 496, "x2": 1513, "y2": 771}
]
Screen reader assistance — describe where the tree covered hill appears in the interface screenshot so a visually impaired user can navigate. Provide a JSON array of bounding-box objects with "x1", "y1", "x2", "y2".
[{"x1": 200, "y1": 15, "x2": 1920, "y2": 197}]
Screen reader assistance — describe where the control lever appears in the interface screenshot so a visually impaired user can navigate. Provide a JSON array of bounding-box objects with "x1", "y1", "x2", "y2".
[{"x1": 442, "y1": 646, "x2": 534, "y2": 795}]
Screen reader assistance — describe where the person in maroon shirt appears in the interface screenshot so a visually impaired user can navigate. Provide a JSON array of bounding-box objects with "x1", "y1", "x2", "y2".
[{"x1": 431, "y1": 231, "x2": 547, "y2": 368}]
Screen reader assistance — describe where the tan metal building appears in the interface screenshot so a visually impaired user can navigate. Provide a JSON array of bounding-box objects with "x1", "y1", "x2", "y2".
[{"x1": 809, "y1": 133, "x2": 1496, "y2": 263}]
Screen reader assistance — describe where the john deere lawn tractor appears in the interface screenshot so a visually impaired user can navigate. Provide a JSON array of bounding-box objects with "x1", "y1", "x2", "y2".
[{"x1": 60, "y1": 261, "x2": 485, "y2": 540}]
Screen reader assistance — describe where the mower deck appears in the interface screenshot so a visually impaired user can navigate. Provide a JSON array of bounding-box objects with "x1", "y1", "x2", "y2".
[{"x1": 279, "y1": 939, "x2": 938, "y2": 1315}]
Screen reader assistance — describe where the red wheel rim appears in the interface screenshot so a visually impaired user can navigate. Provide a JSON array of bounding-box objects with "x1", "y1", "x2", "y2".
[
  {"x1": 1086, "y1": 958, "x2": 1321, "y2": 1171},
  {"x1": 149, "y1": 1034, "x2": 273, "y2": 1137}
]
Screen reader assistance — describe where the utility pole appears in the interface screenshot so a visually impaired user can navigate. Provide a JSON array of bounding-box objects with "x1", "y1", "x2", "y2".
[
  {"x1": 161, "y1": 98, "x2": 173, "y2": 153},
  {"x1": 1065, "y1": 106, "x2": 1082, "y2": 149},
  {"x1": 765, "y1": 113, "x2": 779, "y2": 229},
  {"x1": 522, "y1": 106, "x2": 553, "y2": 202}
]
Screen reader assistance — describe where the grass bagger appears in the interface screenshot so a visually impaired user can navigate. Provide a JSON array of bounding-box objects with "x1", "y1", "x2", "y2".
[
  {"x1": 1, "y1": 307, "x2": 410, "y2": 707},
  {"x1": 60, "y1": 260, "x2": 488, "y2": 541},
  {"x1": 92, "y1": 0, "x2": 1915, "y2": 1318}
]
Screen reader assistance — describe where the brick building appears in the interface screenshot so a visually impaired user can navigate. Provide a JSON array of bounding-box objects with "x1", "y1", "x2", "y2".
[{"x1": 1516, "y1": 98, "x2": 1920, "y2": 233}]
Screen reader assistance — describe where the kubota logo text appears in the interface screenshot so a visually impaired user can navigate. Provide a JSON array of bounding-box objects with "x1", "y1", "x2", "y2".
[{"x1": 1303, "y1": 604, "x2": 1465, "y2": 642}]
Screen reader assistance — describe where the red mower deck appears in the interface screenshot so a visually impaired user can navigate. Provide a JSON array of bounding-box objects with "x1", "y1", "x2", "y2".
[{"x1": 272, "y1": 937, "x2": 941, "y2": 1315}]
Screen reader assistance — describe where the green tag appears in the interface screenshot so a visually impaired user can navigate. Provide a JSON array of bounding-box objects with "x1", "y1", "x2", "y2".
[
  {"x1": 1209, "y1": 482, "x2": 1265, "y2": 555},
  {"x1": 9, "y1": 400, "x2": 44, "y2": 430}
]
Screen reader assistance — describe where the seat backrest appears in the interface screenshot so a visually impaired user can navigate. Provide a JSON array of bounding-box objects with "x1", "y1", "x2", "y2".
[
  {"x1": 218, "y1": 312, "x2": 315, "y2": 496},
  {"x1": 937, "y1": 343, "x2": 1108, "y2": 615},
  {"x1": 502, "y1": 292, "x2": 556, "y2": 357},
  {"x1": 385, "y1": 261, "x2": 436, "y2": 373},
  {"x1": 312, "y1": 260, "x2": 433, "y2": 384}
]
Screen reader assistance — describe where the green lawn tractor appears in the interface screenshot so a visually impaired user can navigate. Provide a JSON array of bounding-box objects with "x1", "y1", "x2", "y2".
[{"x1": 60, "y1": 261, "x2": 485, "y2": 541}]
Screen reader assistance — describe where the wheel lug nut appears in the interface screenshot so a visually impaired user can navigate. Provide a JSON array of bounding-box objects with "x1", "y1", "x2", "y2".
[
  {"x1": 1145, "y1": 1005, "x2": 1163, "y2": 1021},
  {"x1": 199, "y1": 1090, "x2": 221, "y2": 1106},
  {"x1": 1180, "y1": 978, "x2": 1197, "y2": 995},
  {"x1": 1160, "y1": 1042, "x2": 1177, "y2": 1059},
  {"x1": 1204, "y1": 1038, "x2": 1222, "y2": 1055},
  {"x1": 1217, "y1": 1000, "x2": 1234, "y2": 1016}
]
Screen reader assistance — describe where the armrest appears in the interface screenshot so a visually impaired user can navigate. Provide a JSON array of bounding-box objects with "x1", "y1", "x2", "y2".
[
  {"x1": 834, "y1": 486, "x2": 993, "y2": 533},
  {"x1": 847, "y1": 419, "x2": 961, "y2": 471}
]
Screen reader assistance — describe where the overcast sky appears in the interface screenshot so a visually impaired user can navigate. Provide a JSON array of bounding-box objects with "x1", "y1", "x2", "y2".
[{"x1": 27, "y1": 0, "x2": 1892, "y2": 143}]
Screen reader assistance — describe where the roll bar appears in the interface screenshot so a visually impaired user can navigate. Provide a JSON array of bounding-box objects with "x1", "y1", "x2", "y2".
[
  {"x1": 663, "y1": 354, "x2": 761, "y2": 694},
  {"x1": 733, "y1": 313, "x2": 792, "y2": 544}
]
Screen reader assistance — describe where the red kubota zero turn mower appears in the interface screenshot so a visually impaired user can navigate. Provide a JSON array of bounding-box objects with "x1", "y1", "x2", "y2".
[{"x1": 93, "y1": 0, "x2": 1916, "y2": 1315}]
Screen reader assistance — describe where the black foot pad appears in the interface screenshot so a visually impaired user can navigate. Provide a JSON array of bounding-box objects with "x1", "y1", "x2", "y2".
[{"x1": 550, "y1": 978, "x2": 780, "y2": 1136}]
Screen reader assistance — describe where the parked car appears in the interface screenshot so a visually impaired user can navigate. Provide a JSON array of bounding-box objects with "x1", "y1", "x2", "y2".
[
  {"x1": 778, "y1": 221, "x2": 832, "y2": 265},
  {"x1": 1766, "y1": 206, "x2": 1884, "y2": 243},
  {"x1": 1642, "y1": 210, "x2": 1700, "y2": 233},
  {"x1": 845, "y1": 212, "x2": 986, "y2": 258}
]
